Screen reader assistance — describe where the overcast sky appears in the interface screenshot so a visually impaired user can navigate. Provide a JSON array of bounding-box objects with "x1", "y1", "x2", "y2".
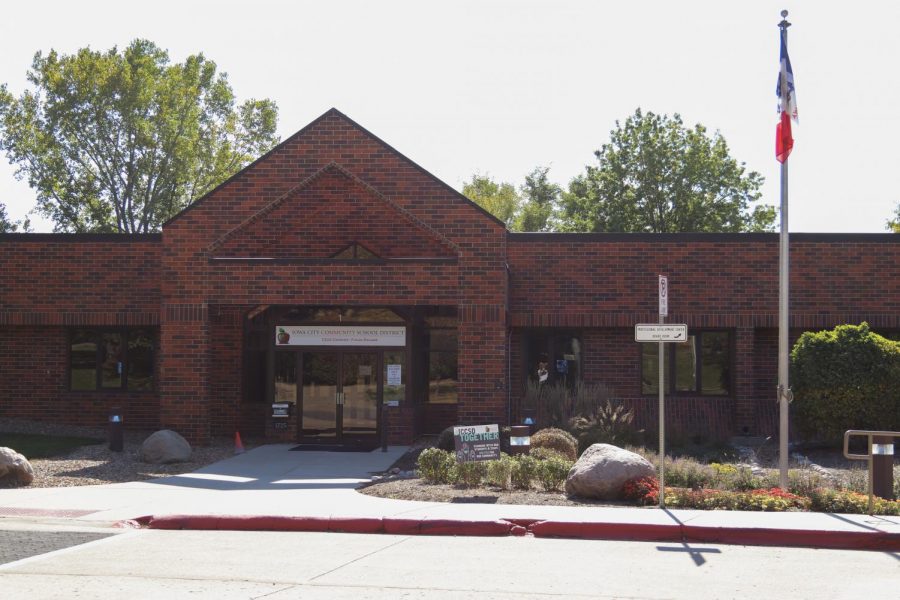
[{"x1": 1, "y1": 1, "x2": 897, "y2": 232}]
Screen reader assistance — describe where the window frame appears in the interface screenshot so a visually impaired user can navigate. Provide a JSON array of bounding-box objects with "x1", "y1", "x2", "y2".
[
  {"x1": 522, "y1": 329, "x2": 583, "y2": 389},
  {"x1": 425, "y1": 326, "x2": 458, "y2": 405},
  {"x1": 640, "y1": 329, "x2": 733, "y2": 397},
  {"x1": 67, "y1": 327, "x2": 157, "y2": 393}
]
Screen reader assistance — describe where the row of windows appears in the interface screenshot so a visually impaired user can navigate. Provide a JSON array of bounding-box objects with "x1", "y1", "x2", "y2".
[
  {"x1": 69, "y1": 329, "x2": 155, "y2": 391},
  {"x1": 526, "y1": 330, "x2": 732, "y2": 396}
]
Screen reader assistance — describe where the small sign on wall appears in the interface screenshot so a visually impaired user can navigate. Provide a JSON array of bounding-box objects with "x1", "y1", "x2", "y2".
[
  {"x1": 386, "y1": 364, "x2": 402, "y2": 386},
  {"x1": 453, "y1": 424, "x2": 501, "y2": 462}
]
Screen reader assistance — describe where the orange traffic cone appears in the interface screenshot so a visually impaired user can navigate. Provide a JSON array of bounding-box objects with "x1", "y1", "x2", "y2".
[{"x1": 234, "y1": 431, "x2": 245, "y2": 455}]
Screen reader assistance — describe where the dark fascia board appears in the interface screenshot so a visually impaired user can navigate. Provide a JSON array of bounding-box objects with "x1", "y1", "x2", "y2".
[
  {"x1": 162, "y1": 107, "x2": 507, "y2": 230},
  {"x1": 507, "y1": 232, "x2": 900, "y2": 243},
  {"x1": 0, "y1": 233, "x2": 162, "y2": 242}
]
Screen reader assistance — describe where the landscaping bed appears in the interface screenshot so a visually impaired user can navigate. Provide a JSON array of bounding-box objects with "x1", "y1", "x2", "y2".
[
  {"x1": 360, "y1": 432, "x2": 900, "y2": 516},
  {"x1": 0, "y1": 419, "x2": 237, "y2": 489}
]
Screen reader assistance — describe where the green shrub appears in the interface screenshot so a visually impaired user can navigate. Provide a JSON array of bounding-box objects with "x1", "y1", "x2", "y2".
[
  {"x1": 417, "y1": 448, "x2": 455, "y2": 484},
  {"x1": 791, "y1": 323, "x2": 900, "y2": 442},
  {"x1": 808, "y1": 489, "x2": 900, "y2": 516},
  {"x1": 536, "y1": 455, "x2": 572, "y2": 491},
  {"x1": 530, "y1": 427, "x2": 578, "y2": 461},
  {"x1": 437, "y1": 426, "x2": 456, "y2": 452},
  {"x1": 664, "y1": 457, "x2": 716, "y2": 490},
  {"x1": 529, "y1": 447, "x2": 568, "y2": 462},
  {"x1": 511, "y1": 454, "x2": 539, "y2": 489},
  {"x1": 485, "y1": 454, "x2": 515, "y2": 489},
  {"x1": 455, "y1": 460, "x2": 487, "y2": 487}
]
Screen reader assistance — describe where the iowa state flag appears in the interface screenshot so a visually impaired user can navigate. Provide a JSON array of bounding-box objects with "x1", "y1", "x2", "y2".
[{"x1": 776, "y1": 28, "x2": 798, "y2": 163}]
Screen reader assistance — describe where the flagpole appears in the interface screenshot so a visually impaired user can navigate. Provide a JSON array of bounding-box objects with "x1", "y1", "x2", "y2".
[{"x1": 777, "y1": 10, "x2": 792, "y2": 490}]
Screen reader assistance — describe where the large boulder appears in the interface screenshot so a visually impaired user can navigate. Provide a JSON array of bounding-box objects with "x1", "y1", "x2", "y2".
[
  {"x1": 0, "y1": 447, "x2": 34, "y2": 486},
  {"x1": 140, "y1": 430, "x2": 192, "y2": 464},
  {"x1": 564, "y1": 443, "x2": 655, "y2": 500}
]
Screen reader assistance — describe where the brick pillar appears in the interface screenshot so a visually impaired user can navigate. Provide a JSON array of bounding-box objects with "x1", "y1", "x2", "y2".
[
  {"x1": 733, "y1": 327, "x2": 755, "y2": 436},
  {"x1": 159, "y1": 303, "x2": 210, "y2": 445},
  {"x1": 456, "y1": 305, "x2": 508, "y2": 427}
]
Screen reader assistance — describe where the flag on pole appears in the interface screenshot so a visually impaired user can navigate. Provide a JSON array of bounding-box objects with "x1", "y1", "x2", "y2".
[{"x1": 776, "y1": 28, "x2": 798, "y2": 163}]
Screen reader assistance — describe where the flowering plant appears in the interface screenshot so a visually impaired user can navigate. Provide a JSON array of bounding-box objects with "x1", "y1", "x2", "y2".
[{"x1": 621, "y1": 476, "x2": 660, "y2": 506}]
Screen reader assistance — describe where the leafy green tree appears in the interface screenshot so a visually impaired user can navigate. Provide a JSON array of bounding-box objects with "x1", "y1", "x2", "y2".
[
  {"x1": 0, "y1": 40, "x2": 279, "y2": 233},
  {"x1": 0, "y1": 202, "x2": 12, "y2": 232},
  {"x1": 514, "y1": 166, "x2": 560, "y2": 232},
  {"x1": 557, "y1": 109, "x2": 774, "y2": 233},
  {"x1": 888, "y1": 203, "x2": 900, "y2": 232},
  {"x1": 0, "y1": 201, "x2": 29, "y2": 232},
  {"x1": 461, "y1": 173, "x2": 521, "y2": 227}
]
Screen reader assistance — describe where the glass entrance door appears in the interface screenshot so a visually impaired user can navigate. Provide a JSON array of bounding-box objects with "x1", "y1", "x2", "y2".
[
  {"x1": 340, "y1": 353, "x2": 378, "y2": 441},
  {"x1": 300, "y1": 351, "x2": 379, "y2": 443},
  {"x1": 301, "y1": 353, "x2": 339, "y2": 440}
]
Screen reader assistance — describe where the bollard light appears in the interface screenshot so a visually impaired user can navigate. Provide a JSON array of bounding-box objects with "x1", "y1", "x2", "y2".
[{"x1": 509, "y1": 425, "x2": 531, "y2": 455}]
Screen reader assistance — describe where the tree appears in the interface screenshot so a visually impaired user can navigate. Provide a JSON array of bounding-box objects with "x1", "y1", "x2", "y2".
[
  {"x1": 514, "y1": 166, "x2": 560, "y2": 232},
  {"x1": 0, "y1": 40, "x2": 279, "y2": 233},
  {"x1": 461, "y1": 174, "x2": 521, "y2": 227},
  {"x1": 557, "y1": 109, "x2": 774, "y2": 233},
  {"x1": 888, "y1": 203, "x2": 900, "y2": 232},
  {"x1": 0, "y1": 201, "x2": 29, "y2": 232}
]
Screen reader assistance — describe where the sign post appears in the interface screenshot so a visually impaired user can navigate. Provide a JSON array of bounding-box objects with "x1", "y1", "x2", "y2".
[{"x1": 634, "y1": 277, "x2": 689, "y2": 508}]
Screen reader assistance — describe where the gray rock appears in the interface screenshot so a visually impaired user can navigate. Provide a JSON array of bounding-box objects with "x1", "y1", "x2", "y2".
[
  {"x1": 0, "y1": 447, "x2": 34, "y2": 486},
  {"x1": 565, "y1": 443, "x2": 655, "y2": 500},
  {"x1": 140, "y1": 430, "x2": 192, "y2": 464}
]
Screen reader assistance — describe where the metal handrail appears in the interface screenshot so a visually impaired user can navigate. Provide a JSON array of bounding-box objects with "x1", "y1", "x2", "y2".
[{"x1": 843, "y1": 429, "x2": 899, "y2": 514}]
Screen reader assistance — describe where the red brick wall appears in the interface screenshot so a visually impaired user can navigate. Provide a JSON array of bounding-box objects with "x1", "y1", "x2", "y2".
[
  {"x1": 507, "y1": 233, "x2": 900, "y2": 330},
  {"x1": 214, "y1": 166, "x2": 455, "y2": 260},
  {"x1": 0, "y1": 234, "x2": 161, "y2": 326},
  {"x1": 0, "y1": 326, "x2": 160, "y2": 430}
]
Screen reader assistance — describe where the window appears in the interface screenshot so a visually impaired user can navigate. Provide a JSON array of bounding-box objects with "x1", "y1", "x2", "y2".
[
  {"x1": 641, "y1": 331, "x2": 731, "y2": 396},
  {"x1": 69, "y1": 328, "x2": 156, "y2": 391},
  {"x1": 524, "y1": 331, "x2": 581, "y2": 389},
  {"x1": 427, "y1": 326, "x2": 458, "y2": 404}
]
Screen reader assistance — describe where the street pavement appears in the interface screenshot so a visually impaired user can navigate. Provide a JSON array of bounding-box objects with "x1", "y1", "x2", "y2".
[
  {"x1": 0, "y1": 444, "x2": 897, "y2": 551},
  {"x1": 0, "y1": 529, "x2": 897, "y2": 599}
]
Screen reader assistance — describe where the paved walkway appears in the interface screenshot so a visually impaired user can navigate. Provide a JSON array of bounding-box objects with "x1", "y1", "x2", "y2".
[{"x1": 1, "y1": 445, "x2": 897, "y2": 550}]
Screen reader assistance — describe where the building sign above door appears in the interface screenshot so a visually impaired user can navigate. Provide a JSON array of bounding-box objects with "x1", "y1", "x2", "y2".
[{"x1": 275, "y1": 325, "x2": 406, "y2": 347}]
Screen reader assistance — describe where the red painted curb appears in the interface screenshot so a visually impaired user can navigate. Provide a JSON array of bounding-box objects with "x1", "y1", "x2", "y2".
[
  {"x1": 683, "y1": 525, "x2": 900, "y2": 552},
  {"x1": 145, "y1": 514, "x2": 516, "y2": 537},
  {"x1": 141, "y1": 514, "x2": 900, "y2": 551},
  {"x1": 530, "y1": 521, "x2": 680, "y2": 542}
]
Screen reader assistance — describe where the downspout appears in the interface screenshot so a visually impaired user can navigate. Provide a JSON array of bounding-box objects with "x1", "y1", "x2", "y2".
[{"x1": 506, "y1": 261, "x2": 512, "y2": 426}]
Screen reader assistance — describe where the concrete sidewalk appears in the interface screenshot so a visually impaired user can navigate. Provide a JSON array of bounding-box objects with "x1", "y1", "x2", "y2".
[{"x1": 1, "y1": 444, "x2": 897, "y2": 551}]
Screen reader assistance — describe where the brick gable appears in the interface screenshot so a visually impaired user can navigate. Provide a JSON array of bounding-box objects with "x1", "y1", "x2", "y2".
[{"x1": 211, "y1": 163, "x2": 456, "y2": 260}]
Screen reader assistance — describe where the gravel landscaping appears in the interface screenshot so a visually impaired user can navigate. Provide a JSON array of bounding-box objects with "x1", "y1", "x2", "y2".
[{"x1": 0, "y1": 419, "x2": 237, "y2": 489}]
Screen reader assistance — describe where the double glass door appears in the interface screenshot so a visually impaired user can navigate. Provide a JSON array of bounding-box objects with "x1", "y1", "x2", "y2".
[{"x1": 298, "y1": 351, "x2": 379, "y2": 443}]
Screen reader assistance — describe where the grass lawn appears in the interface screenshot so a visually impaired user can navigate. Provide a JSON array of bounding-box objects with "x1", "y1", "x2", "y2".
[{"x1": 0, "y1": 433, "x2": 104, "y2": 459}]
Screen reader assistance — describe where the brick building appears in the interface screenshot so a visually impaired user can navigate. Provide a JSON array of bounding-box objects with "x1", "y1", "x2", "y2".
[{"x1": 2, "y1": 109, "x2": 898, "y2": 446}]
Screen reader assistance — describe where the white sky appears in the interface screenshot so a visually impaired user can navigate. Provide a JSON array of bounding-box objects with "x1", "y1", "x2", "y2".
[{"x1": 1, "y1": 1, "x2": 898, "y2": 232}]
